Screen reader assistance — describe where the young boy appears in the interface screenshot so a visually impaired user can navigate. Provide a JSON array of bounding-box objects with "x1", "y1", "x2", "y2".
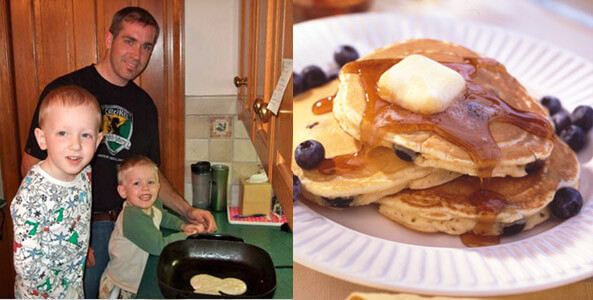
[
  {"x1": 11, "y1": 86, "x2": 104, "y2": 298},
  {"x1": 98, "y1": 156, "x2": 205, "y2": 298}
]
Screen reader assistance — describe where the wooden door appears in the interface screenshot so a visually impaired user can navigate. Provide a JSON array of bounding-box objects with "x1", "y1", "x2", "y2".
[
  {"x1": 237, "y1": 0, "x2": 293, "y2": 228},
  {"x1": 269, "y1": 0, "x2": 293, "y2": 228},
  {"x1": 238, "y1": 0, "x2": 253, "y2": 136},
  {"x1": 0, "y1": 1, "x2": 183, "y2": 297}
]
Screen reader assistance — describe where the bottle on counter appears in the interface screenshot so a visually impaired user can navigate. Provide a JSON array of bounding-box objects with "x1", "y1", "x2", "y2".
[{"x1": 210, "y1": 164, "x2": 229, "y2": 212}]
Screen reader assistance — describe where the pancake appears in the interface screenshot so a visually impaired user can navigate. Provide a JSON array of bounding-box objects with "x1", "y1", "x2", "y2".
[
  {"x1": 190, "y1": 274, "x2": 222, "y2": 296},
  {"x1": 293, "y1": 80, "x2": 460, "y2": 207},
  {"x1": 377, "y1": 137, "x2": 580, "y2": 236},
  {"x1": 189, "y1": 274, "x2": 247, "y2": 296},
  {"x1": 333, "y1": 39, "x2": 554, "y2": 177},
  {"x1": 218, "y1": 278, "x2": 247, "y2": 296}
]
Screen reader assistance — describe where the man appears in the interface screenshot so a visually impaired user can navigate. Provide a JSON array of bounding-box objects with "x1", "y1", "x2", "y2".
[{"x1": 20, "y1": 7, "x2": 216, "y2": 298}]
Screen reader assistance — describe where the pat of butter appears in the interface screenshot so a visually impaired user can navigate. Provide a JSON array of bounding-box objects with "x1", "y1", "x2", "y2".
[{"x1": 377, "y1": 54, "x2": 466, "y2": 114}]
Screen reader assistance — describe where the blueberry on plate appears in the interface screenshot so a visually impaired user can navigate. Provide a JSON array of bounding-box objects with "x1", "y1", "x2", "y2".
[
  {"x1": 570, "y1": 105, "x2": 593, "y2": 132},
  {"x1": 293, "y1": 72, "x2": 304, "y2": 96},
  {"x1": 551, "y1": 110, "x2": 571, "y2": 134},
  {"x1": 550, "y1": 187, "x2": 583, "y2": 219},
  {"x1": 334, "y1": 45, "x2": 360, "y2": 67},
  {"x1": 294, "y1": 140, "x2": 325, "y2": 170},
  {"x1": 301, "y1": 65, "x2": 327, "y2": 90},
  {"x1": 293, "y1": 174, "x2": 302, "y2": 202},
  {"x1": 540, "y1": 95, "x2": 562, "y2": 115},
  {"x1": 560, "y1": 125, "x2": 587, "y2": 152}
]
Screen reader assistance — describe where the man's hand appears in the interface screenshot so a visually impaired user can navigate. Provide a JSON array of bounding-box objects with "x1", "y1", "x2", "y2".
[
  {"x1": 86, "y1": 247, "x2": 96, "y2": 267},
  {"x1": 185, "y1": 208, "x2": 217, "y2": 232}
]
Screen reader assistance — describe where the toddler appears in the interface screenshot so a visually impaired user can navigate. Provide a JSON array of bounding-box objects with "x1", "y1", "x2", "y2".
[
  {"x1": 11, "y1": 86, "x2": 104, "y2": 298},
  {"x1": 98, "y1": 155, "x2": 205, "y2": 298}
]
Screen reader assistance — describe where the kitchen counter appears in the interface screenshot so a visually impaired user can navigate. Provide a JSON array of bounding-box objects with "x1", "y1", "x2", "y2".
[{"x1": 135, "y1": 210, "x2": 293, "y2": 299}]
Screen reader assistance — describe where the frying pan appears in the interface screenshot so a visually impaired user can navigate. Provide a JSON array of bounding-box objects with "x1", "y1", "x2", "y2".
[{"x1": 157, "y1": 233, "x2": 277, "y2": 298}]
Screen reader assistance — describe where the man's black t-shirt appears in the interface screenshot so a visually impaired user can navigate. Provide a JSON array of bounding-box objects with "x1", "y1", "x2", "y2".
[{"x1": 25, "y1": 65, "x2": 161, "y2": 213}]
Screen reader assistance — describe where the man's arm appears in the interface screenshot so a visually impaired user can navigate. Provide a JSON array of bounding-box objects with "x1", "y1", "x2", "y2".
[
  {"x1": 21, "y1": 152, "x2": 40, "y2": 178},
  {"x1": 157, "y1": 169, "x2": 217, "y2": 232}
]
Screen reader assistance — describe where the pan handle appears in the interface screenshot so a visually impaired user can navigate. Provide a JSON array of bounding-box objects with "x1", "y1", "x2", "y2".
[{"x1": 188, "y1": 233, "x2": 244, "y2": 243}]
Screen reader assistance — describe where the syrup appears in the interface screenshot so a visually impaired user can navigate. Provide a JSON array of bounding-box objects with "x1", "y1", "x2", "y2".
[
  {"x1": 463, "y1": 181, "x2": 509, "y2": 246},
  {"x1": 341, "y1": 57, "x2": 553, "y2": 178},
  {"x1": 460, "y1": 233, "x2": 500, "y2": 247},
  {"x1": 317, "y1": 151, "x2": 365, "y2": 176},
  {"x1": 312, "y1": 94, "x2": 335, "y2": 115}
]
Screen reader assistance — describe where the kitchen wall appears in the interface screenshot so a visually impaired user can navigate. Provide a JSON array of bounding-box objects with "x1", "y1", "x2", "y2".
[{"x1": 184, "y1": 0, "x2": 260, "y2": 206}]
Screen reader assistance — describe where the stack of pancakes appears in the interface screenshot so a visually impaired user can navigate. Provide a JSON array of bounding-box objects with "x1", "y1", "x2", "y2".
[{"x1": 293, "y1": 39, "x2": 580, "y2": 243}]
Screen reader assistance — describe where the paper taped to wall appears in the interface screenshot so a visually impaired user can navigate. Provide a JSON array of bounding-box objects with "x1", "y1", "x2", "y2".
[{"x1": 266, "y1": 58, "x2": 293, "y2": 115}]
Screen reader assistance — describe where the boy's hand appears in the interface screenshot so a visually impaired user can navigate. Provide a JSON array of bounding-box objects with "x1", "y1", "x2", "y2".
[
  {"x1": 181, "y1": 223, "x2": 206, "y2": 236},
  {"x1": 86, "y1": 247, "x2": 96, "y2": 267},
  {"x1": 184, "y1": 208, "x2": 217, "y2": 232}
]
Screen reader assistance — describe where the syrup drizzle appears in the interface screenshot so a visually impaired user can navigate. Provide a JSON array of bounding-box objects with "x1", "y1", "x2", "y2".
[
  {"x1": 312, "y1": 94, "x2": 335, "y2": 115},
  {"x1": 341, "y1": 57, "x2": 553, "y2": 177},
  {"x1": 317, "y1": 151, "x2": 366, "y2": 176}
]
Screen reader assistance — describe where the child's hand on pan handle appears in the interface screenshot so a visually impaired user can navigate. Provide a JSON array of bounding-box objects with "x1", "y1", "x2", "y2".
[{"x1": 181, "y1": 223, "x2": 206, "y2": 236}]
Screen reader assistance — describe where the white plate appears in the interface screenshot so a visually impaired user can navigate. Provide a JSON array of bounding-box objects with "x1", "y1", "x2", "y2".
[{"x1": 293, "y1": 13, "x2": 593, "y2": 297}]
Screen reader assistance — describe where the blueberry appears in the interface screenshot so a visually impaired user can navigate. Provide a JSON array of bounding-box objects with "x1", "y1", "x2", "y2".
[
  {"x1": 301, "y1": 65, "x2": 327, "y2": 90},
  {"x1": 293, "y1": 72, "x2": 304, "y2": 96},
  {"x1": 552, "y1": 110, "x2": 572, "y2": 134},
  {"x1": 570, "y1": 105, "x2": 593, "y2": 132},
  {"x1": 466, "y1": 101, "x2": 487, "y2": 120},
  {"x1": 322, "y1": 196, "x2": 354, "y2": 208},
  {"x1": 550, "y1": 187, "x2": 583, "y2": 219},
  {"x1": 334, "y1": 45, "x2": 360, "y2": 67},
  {"x1": 502, "y1": 222, "x2": 526, "y2": 236},
  {"x1": 295, "y1": 140, "x2": 325, "y2": 170},
  {"x1": 293, "y1": 174, "x2": 302, "y2": 202},
  {"x1": 540, "y1": 96, "x2": 562, "y2": 116},
  {"x1": 327, "y1": 69, "x2": 339, "y2": 81},
  {"x1": 560, "y1": 125, "x2": 587, "y2": 152},
  {"x1": 525, "y1": 159, "x2": 546, "y2": 174},
  {"x1": 392, "y1": 144, "x2": 418, "y2": 162}
]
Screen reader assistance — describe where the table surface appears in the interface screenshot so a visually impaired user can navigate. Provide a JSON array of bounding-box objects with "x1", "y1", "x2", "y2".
[
  {"x1": 135, "y1": 210, "x2": 293, "y2": 299},
  {"x1": 293, "y1": 0, "x2": 593, "y2": 299}
]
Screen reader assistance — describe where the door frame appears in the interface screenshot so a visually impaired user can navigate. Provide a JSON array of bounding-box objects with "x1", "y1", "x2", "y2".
[{"x1": 0, "y1": 1, "x2": 21, "y2": 297}]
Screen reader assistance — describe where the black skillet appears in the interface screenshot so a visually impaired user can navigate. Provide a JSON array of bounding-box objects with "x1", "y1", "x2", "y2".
[{"x1": 157, "y1": 233, "x2": 277, "y2": 298}]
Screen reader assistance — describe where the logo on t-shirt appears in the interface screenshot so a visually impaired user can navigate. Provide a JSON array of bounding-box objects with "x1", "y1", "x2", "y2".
[{"x1": 102, "y1": 105, "x2": 133, "y2": 155}]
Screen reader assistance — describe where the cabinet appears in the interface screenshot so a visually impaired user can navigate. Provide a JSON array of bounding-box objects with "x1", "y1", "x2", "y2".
[
  {"x1": 0, "y1": 1, "x2": 183, "y2": 297},
  {"x1": 237, "y1": 0, "x2": 293, "y2": 228}
]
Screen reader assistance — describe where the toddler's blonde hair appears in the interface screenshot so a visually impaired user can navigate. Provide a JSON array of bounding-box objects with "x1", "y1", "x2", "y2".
[{"x1": 117, "y1": 155, "x2": 159, "y2": 185}]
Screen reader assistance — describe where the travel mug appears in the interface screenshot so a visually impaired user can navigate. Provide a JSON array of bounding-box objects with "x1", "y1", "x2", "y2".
[
  {"x1": 191, "y1": 161, "x2": 211, "y2": 209},
  {"x1": 210, "y1": 165, "x2": 229, "y2": 211}
]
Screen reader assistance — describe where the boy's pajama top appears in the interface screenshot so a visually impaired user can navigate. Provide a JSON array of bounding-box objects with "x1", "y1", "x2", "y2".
[{"x1": 11, "y1": 163, "x2": 92, "y2": 298}]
